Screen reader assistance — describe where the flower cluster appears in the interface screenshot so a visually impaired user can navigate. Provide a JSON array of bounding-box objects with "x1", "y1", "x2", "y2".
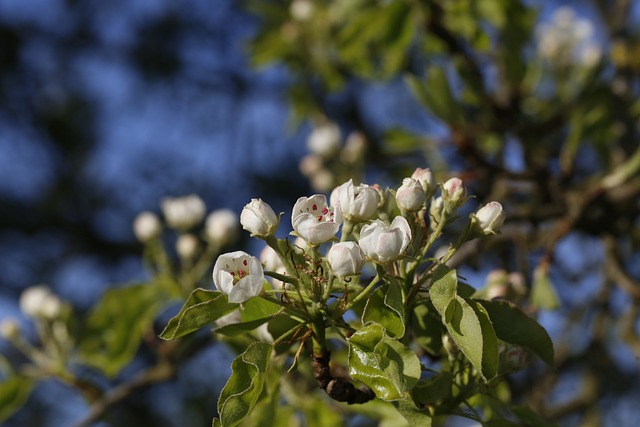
[{"x1": 211, "y1": 169, "x2": 506, "y2": 303}]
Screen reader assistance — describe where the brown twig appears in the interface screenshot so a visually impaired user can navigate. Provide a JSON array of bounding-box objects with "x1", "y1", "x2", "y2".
[{"x1": 311, "y1": 351, "x2": 375, "y2": 404}]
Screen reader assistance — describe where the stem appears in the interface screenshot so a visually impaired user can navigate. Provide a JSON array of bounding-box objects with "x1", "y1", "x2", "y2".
[
  {"x1": 260, "y1": 295, "x2": 310, "y2": 319},
  {"x1": 332, "y1": 273, "x2": 381, "y2": 320}
]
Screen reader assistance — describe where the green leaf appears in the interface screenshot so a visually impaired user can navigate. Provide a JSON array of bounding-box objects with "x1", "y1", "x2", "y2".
[
  {"x1": 531, "y1": 261, "x2": 560, "y2": 310},
  {"x1": 79, "y1": 283, "x2": 166, "y2": 377},
  {"x1": 479, "y1": 300, "x2": 554, "y2": 367},
  {"x1": 431, "y1": 266, "x2": 499, "y2": 380},
  {"x1": 215, "y1": 297, "x2": 282, "y2": 336},
  {"x1": 215, "y1": 342, "x2": 273, "y2": 427},
  {"x1": 405, "y1": 67, "x2": 464, "y2": 126},
  {"x1": 411, "y1": 303, "x2": 444, "y2": 356},
  {"x1": 392, "y1": 398, "x2": 432, "y2": 426},
  {"x1": 348, "y1": 323, "x2": 421, "y2": 401},
  {"x1": 411, "y1": 372, "x2": 453, "y2": 406},
  {"x1": 362, "y1": 283, "x2": 405, "y2": 338},
  {"x1": 0, "y1": 376, "x2": 33, "y2": 423},
  {"x1": 160, "y1": 289, "x2": 239, "y2": 340}
]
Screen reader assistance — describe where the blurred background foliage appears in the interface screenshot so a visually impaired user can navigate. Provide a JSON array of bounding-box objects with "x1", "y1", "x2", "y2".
[{"x1": 1, "y1": 0, "x2": 640, "y2": 426}]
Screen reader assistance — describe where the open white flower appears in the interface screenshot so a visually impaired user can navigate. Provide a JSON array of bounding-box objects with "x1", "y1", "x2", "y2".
[
  {"x1": 359, "y1": 216, "x2": 412, "y2": 263},
  {"x1": 327, "y1": 242, "x2": 365, "y2": 277},
  {"x1": 292, "y1": 194, "x2": 342, "y2": 244},
  {"x1": 330, "y1": 179, "x2": 380, "y2": 222},
  {"x1": 307, "y1": 123, "x2": 341, "y2": 158},
  {"x1": 213, "y1": 251, "x2": 266, "y2": 303}
]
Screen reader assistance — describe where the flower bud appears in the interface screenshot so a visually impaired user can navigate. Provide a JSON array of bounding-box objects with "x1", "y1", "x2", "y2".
[
  {"x1": 161, "y1": 195, "x2": 206, "y2": 230},
  {"x1": 442, "y1": 177, "x2": 466, "y2": 210},
  {"x1": 341, "y1": 132, "x2": 366, "y2": 163},
  {"x1": 20, "y1": 285, "x2": 52, "y2": 318},
  {"x1": 327, "y1": 242, "x2": 365, "y2": 277},
  {"x1": 309, "y1": 169, "x2": 334, "y2": 193},
  {"x1": 299, "y1": 154, "x2": 324, "y2": 177},
  {"x1": 240, "y1": 199, "x2": 279, "y2": 238},
  {"x1": 395, "y1": 178, "x2": 427, "y2": 212},
  {"x1": 307, "y1": 123, "x2": 341, "y2": 158},
  {"x1": 503, "y1": 346, "x2": 528, "y2": 371},
  {"x1": 0, "y1": 318, "x2": 20, "y2": 340},
  {"x1": 429, "y1": 196, "x2": 444, "y2": 225},
  {"x1": 290, "y1": 0, "x2": 314, "y2": 21},
  {"x1": 330, "y1": 179, "x2": 380, "y2": 222},
  {"x1": 176, "y1": 234, "x2": 199, "y2": 260},
  {"x1": 40, "y1": 294, "x2": 63, "y2": 319},
  {"x1": 205, "y1": 209, "x2": 238, "y2": 246},
  {"x1": 359, "y1": 216, "x2": 411, "y2": 263},
  {"x1": 133, "y1": 211, "x2": 161, "y2": 242},
  {"x1": 411, "y1": 167, "x2": 435, "y2": 195},
  {"x1": 474, "y1": 201, "x2": 505, "y2": 235}
]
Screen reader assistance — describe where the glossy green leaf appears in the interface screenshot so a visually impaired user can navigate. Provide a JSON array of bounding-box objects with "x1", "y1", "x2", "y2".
[
  {"x1": 392, "y1": 398, "x2": 432, "y2": 426},
  {"x1": 432, "y1": 268, "x2": 498, "y2": 380},
  {"x1": 215, "y1": 342, "x2": 273, "y2": 427},
  {"x1": 79, "y1": 283, "x2": 166, "y2": 377},
  {"x1": 362, "y1": 283, "x2": 405, "y2": 338},
  {"x1": 412, "y1": 372, "x2": 453, "y2": 406},
  {"x1": 348, "y1": 323, "x2": 421, "y2": 401},
  {"x1": 160, "y1": 289, "x2": 238, "y2": 340},
  {"x1": 479, "y1": 300, "x2": 554, "y2": 367},
  {"x1": 0, "y1": 376, "x2": 33, "y2": 423},
  {"x1": 411, "y1": 303, "x2": 444, "y2": 356},
  {"x1": 215, "y1": 297, "x2": 282, "y2": 336}
]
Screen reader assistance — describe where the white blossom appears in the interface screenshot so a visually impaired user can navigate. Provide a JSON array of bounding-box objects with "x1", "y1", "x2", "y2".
[
  {"x1": 292, "y1": 194, "x2": 342, "y2": 244},
  {"x1": 205, "y1": 209, "x2": 238, "y2": 246},
  {"x1": 240, "y1": 199, "x2": 279, "y2": 238},
  {"x1": 359, "y1": 216, "x2": 411, "y2": 263},
  {"x1": 213, "y1": 251, "x2": 266, "y2": 303},
  {"x1": 327, "y1": 242, "x2": 365, "y2": 277},
  {"x1": 133, "y1": 211, "x2": 161, "y2": 242},
  {"x1": 307, "y1": 123, "x2": 341, "y2": 158},
  {"x1": 330, "y1": 179, "x2": 380, "y2": 222},
  {"x1": 474, "y1": 201, "x2": 505, "y2": 235},
  {"x1": 161, "y1": 195, "x2": 206, "y2": 230},
  {"x1": 395, "y1": 178, "x2": 427, "y2": 212},
  {"x1": 176, "y1": 234, "x2": 199, "y2": 260}
]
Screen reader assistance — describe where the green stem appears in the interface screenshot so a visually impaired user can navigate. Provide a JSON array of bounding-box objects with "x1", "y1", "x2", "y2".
[
  {"x1": 332, "y1": 273, "x2": 381, "y2": 319},
  {"x1": 260, "y1": 295, "x2": 310, "y2": 319}
]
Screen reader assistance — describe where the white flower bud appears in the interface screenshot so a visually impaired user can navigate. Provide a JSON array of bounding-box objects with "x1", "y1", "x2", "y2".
[
  {"x1": 205, "y1": 209, "x2": 238, "y2": 246},
  {"x1": 429, "y1": 196, "x2": 444, "y2": 225},
  {"x1": 133, "y1": 211, "x2": 161, "y2": 242},
  {"x1": 327, "y1": 242, "x2": 365, "y2": 277},
  {"x1": 161, "y1": 195, "x2": 206, "y2": 230},
  {"x1": 290, "y1": 0, "x2": 314, "y2": 21},
  {"x1": 474, "y1": 201, "x2": 505, "y2": 235},
  {"x1": 307, "y1": 123, "x2": 341, "y2": 158},
  {"x1": 0, "y1": 318, "x2": 20, "y2": 340},
  {"x1": 240, "y1": 198, "x2": 279, "y2": 238},
  {"x1": 40, "y1": 294, "x2": 63, "y2": 319},
  {"x1": 396, "y1": 178, "x2": 427, "y2": 212},
  {"x1": 411, "y1": 167, "x2": 435, "y2": 195},
  {"x1": 299, "y1": 154, "x2": 324, "y2": 177},
  {"x1": 341, "y1": 132, "x2": 366, "y2": 163},
  {"x1": 176, "y1": 234, "x2": 199, "y2": 260},
  {"x1": 359, "y1": 217, "x2": 411, "y2": 263},
  {"x1": 309, "y1": 169, "x2": 335, "y2": 193},
  {"x1": 20, "y1": 285, "x2": 52, "y2": 318},
  {"x1": 330, "y1": 179, "x2": 380, "y2": 222}
]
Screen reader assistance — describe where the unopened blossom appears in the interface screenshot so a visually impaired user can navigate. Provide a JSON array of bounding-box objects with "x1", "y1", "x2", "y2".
[
  {"x1": 429, "y1": 196, "x2": 444, "y2": 224},
  {"x1": 161, "y1": 195, "x2": 206, "y2": 230},
  {"x1": 327, "y1": 242, "x2": 365, "y2": 277},
  {"x1": 40, "y1": 294, "x2": 63, "y2": 319},
  {"x1": 442, "y1": 177, "x2": 466, "y2": 210},
  {"x1": 309, "y1": 169, "x2": 335, "y2": 193},
  {"x1": 307, "y1": 123, "x2": 341, "y2": 158},
  {"x1": 330, "y1": 179, "x2": 380, "y2": 222},
  {"x1": 133, "y1": 211, "x2": 161, "y2": 242},
  {"x1": 474, "y1": 201, "x2": 505, "y2": 235},
  {"x1": 290, "y1": 0, "x2": 314, "y2": 21},
  {"x1": 395, "y1": 178, "x2": 426, "y2": 212},
  {"x1": 240, "y1": 199, "x2": 279, "y2": 238},
  {"x1": 205, "y1": 209, "x2": 238, "y2": 246},
  {"x1": 341, "y1": 132, "x2": 366, "y2": 163},
  {"x1": 292, "y1": 194, "x2": 342, "y2": 244},
  {"x1": 0, "y1": 318, "x2": 20, "y2": 340},
  {"x1": 20, "y1": 285, "x2": 53, "y2": 318},
  {"x1": 176, "y1": 234, "x2": 199, "y2": 260},
  {"x1": 299, "y1": 154, "x2": 324, "y2": 177},
  {"x1": 411, "y1": 167, "x2": 435, "y2": 195},
  {"x1": 213, "y1": 251, "x2": 266, "y2": 303},
  {"x1": 260, "y1": 245, "x2": 288, "y2": 288},
  {"x1": 359, "y1": 216, "x2": 411, "y2": 263}
]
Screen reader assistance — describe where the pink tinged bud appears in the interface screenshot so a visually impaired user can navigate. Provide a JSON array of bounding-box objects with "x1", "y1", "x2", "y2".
[
  {"x1": 331, "y1": 179, "x2": 380, "y2": 222},
  {"x1": 213, "y1": 251, "x2": 267, "y2": 303},
  {"x1": 327, "y1": 242, "x2": 365, "y2": 277},
  {"x1": 505, "y1": 347, "x2": 528, "y2": 370},
  {"x1": 442, "y1": 177, "x2": 466, "y2": 209},
  {"x1": 395, "y1": 178, "x2": 427, "y2": 212},
  {"x1": 133, "y1": 211, "x2": 161, "y2": 242},
  {"x1": 307, "y1": 123, "x2": 341, "y2": 158},
  {"x1": 205, "y1": 209, "x2": 239, "y2": 245},
  {"x1": 359, "y1": 216, "x2": 412, "y2": 263},
  {"x1": 161, "y1": 195, "x2": 206, "y2": 230},
  {"x1": 474, "y1": 201, "x2": 506, "y2": 235},
  {"x1": 411, "y1": 167, "x2": 435, "y2": 195},
  {"x1": 240, "y1": 199, "x2": 279, "y2": 238},
  {"x1": 292, "y1": 194, "x2": 342, "y2": 244}
]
